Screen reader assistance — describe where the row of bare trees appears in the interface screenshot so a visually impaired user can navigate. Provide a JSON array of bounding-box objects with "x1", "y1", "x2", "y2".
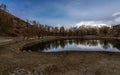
[{"x1": 21, "y1": 20, "x2": 120, "y2": 39}]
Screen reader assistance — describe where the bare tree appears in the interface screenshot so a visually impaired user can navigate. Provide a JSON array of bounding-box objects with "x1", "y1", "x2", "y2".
[
  {"x1": 0, "y1": 4, "x2": 7, "y2": 11},
  {"x1": 60, "y1": 26, "x2": 65, "y2": 36}
]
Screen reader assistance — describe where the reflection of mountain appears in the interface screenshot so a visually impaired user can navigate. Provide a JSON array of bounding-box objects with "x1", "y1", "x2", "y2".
[{"x1": 21, "y1": 39, "x2": 120, "y2": 52}]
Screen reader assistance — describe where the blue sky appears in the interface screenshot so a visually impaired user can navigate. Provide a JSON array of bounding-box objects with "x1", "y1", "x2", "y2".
[{"x1": 0, "y1": 0, "x2": 120, "y2": 27}]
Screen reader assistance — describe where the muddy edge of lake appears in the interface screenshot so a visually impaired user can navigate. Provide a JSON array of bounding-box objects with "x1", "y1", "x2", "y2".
[{"x1": 0, "y1": 36, "x2": 120, "y2": 75}]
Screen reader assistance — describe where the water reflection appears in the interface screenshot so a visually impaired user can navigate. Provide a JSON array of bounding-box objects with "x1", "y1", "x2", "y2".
[{"x1": 21, "y1": 39, "x2": 120, "y2": 52}]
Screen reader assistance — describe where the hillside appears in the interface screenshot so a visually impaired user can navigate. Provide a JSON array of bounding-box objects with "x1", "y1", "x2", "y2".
[{"x1": 0, "y1": 9, "x2": 29, "y2": 36}]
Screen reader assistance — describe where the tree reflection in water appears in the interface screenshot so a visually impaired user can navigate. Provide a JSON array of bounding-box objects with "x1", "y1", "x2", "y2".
[{"x1": 21, "y1": 39, "x2": 120, "y2": 52}]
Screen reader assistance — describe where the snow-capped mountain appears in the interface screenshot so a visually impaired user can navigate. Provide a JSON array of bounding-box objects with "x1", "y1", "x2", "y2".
[{"x1": 75, "y1": 21, "x2": 111, "y2": 28}]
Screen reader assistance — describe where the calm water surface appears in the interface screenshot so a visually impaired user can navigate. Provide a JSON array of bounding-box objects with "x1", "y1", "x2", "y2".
[{"x1": 22, "y1": 39, "x2": 120, "y2": 52}]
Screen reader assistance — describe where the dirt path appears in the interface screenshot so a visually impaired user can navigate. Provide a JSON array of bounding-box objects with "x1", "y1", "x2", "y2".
[{"x1": 0, "y1": 37, "x2": 22, "y2": 46}]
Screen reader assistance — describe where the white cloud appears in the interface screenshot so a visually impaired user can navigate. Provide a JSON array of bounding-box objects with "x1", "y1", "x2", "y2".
[
  {"x1": 76, "y1": 12, "x2": 120, "y2": 28},
  {"x1": 112, "y1": 12, "x2": 120, "y2": 24},
  {"x1": 15, "y1": 0, "x2": 120, "y2": 27},
  {"x1": 56, "y1": 0, "x2": 120, "y2": 20},
  {"x1": 112, "y1": 12, "x2": 120, "y2": 17}
]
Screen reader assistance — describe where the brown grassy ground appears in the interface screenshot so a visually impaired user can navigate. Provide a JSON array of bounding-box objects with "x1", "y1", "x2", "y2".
[{"x1": 0, "y1": 37, "x2": 120, "y2": 75}]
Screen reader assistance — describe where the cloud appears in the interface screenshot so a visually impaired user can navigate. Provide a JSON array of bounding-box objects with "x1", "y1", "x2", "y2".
[
  {"x1": 2, "y1": 0, "x2": 120, "y2": 27},
  {"x1": 55, "y1": 0, "x2": 120, "y2": 22},
  {"x1": 112, "y1": 12, "x2": 120, "y2": 24},
  {"x1": 112, "y1": 12, "x2": 120, "y2": 17},
  {"x1": 76, "y1": 11, "x2": 120, "y2": 27}
]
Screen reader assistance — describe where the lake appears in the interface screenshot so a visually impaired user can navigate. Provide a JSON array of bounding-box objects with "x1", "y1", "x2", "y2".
[{"x1": 21, "y1": 38, "x2": 120, "y2": 52}]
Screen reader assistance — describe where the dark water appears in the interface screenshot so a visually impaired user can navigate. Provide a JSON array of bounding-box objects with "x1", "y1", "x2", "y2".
[{"x1": 21, "y1": 39, "x2": 120, "y2": 52}]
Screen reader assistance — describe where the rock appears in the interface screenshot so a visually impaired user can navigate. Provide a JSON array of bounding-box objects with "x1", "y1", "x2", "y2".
[
  {"x1": 28, "y1": 50, "x2": 32, "y2": 52},
  {"x1": 9, "y1": 68, "x2": 42, "y2": 75}
]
